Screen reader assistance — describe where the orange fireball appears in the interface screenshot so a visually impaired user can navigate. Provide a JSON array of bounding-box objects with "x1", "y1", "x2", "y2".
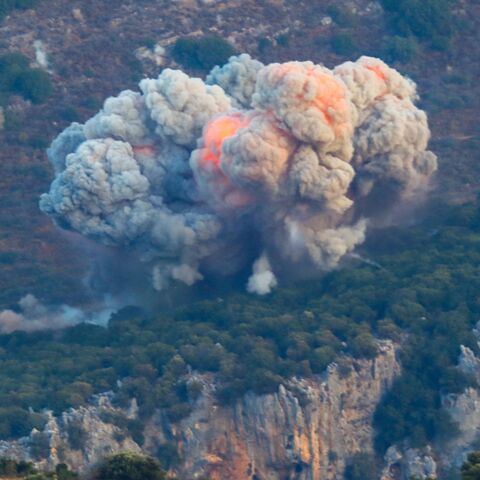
[
  {"x1": 259, "y1": 62, "x2": 351, "y2": 140},
  {"x1": 365, "y1": 64, "x2": 387, "y2": 81},
  {"x1": 133, "y1": 144, "x2": 156, "y2": 157},
  {"x1": 297, "y1": 65, "x2": 349, "y2": 130},
  {"x1": 202, "y1": 114, "x2": 251, "y2": 167}
]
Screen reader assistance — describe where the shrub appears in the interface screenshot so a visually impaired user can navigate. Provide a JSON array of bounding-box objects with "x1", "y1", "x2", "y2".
[
  {"x1": 257, "y1": 37, "x2": 272, "y2": 53},
  {"x1": 56, "y1": 463, "x2": 79, "y2": 480},
  {"x1": 100, "y1": 410, "x2": 145, "y2": 446},
  {"x1": 376, "y1": 319, "x2": 402, "y2": 341},
  {"x1": 0, "y1": 251, "x2": 19, "y2": 264},
  {"x1": 461, "y1": 451, "x2": 480, "y2": 480},
  {"x1": 331, "y1": 34, "x2": 356, "y2": 56},
  {"x1": 0, "y1": 458, "x2": 64, "y2": 479},
  {"x1": 166, "y1": 402, "x2": 191, "y2": 423},
  {"x1": 0, "y1": 457, "x2": 35, "y2": 476},
  {"x1": 0, "y1": 408, "x2": 45, "y2": 439},
  {"x1": 172, "y1": 36, "x2": 236, "y2": 71},
  {"x1": 66, "y1": 420, "x2": 87, "y2": 450},
  {"x1": 96, "y1": 453, "x2": 167, "y2": 480},
  {"x1": 381, "y1": 0, "x2": 456, "y2": 48},
  {"x1": 344, "y1": 452, "x2": 379, "y2": 480},
  {"x1": 30, "y1": 432, "x2": 50, "y2": 461},
  {"x1": 14, "y1": 68, "x2": 52, "y2": 104},
  {"x1": 310, "y1": 346, "x2": 336, "y2": 373},
  {"x1": 0, "y1": 0, "x2": 37, "y2": 20},
  {"x1": 156, "y1": 442, "x2": 181, "y2": 470},
  {"x1": 0, "y1": 52, "x2": 52, "y2": 105},
  {"x1": 60, "y1": 106, "x2": 80, "y2": 122},
  {"x1": 349, "y1": 333, "x2": 378, "y2": 359},
  {"x1": 127, "y1": 419, "x2": 145, "y2": 446},
  {"x1": 15, "y1": 0, "x2": 36, "y2": 8},
  {"x1": 327, "y1": 5, "x2": 357, "y2": 27},
  {"x1": 383, "y1": 35, "x2": 419, "y2": 63},
  {"x1": 276, "y1": 33, "x2": 290, "y2": 47},
  {"x1": 4, "y1": 110, "x2": 20, "y2": 130},
  {"x1": 0, "y1": 53, "x2": 30, "y2": 90}
]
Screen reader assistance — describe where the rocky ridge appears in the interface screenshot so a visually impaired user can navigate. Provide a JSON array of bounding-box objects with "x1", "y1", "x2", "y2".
[
  {"x1": 381, "y1": 326, "x2": 480, "y2": 480},
  {"x1": 0, "y1": 341, "x2": 399, "y2": 479},
  {"x1": 3, "y1": 337, "x2": 480, "y2": 479}
]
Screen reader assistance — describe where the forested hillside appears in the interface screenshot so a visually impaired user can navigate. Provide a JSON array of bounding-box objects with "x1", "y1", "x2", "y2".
[
  {"x1": 0, "y1": 0, "x2": 478, "y2": 478},
  {"x1": 0, "y1": 198, "x2": 478, "y2": 461},
  {"x1": 0, "y1": 0, "x2": 478, "y2": 308}
]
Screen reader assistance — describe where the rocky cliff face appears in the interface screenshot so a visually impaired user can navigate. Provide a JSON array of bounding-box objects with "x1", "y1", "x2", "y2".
[
  {"x1": 157, "y1": 341, "x2": 400, "y2": 480},
  {"x1": 380, "y1": 340, "x2": 480, "y2": 480},
  {"x1": 435, "y1": 345, "x2": 480, "y2": 474},
  {"x1": 0, "y1": 392, "x2": 142, "y2": 474},
  {"x1": 0, "y1": 341, "x2": 400, "y2": 479}
]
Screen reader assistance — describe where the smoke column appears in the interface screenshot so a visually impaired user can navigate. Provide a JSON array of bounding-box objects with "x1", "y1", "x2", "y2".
[{"x1": 40, "y1": 54, "x2": 437, "y2": 294}]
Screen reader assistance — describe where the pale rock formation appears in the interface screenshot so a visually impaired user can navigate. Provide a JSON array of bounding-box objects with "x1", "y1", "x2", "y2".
[
  {"x1": 0, "y1": 341, "x2": 399, "y2": 479},
  {"x1": 0, "y1": 393, "x2": 141, "y2": 474}
]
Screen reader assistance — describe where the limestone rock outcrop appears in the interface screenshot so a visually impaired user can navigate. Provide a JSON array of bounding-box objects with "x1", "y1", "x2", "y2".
[{"x1": 0, "y1": 341, "x2": 400, "y2": 479}]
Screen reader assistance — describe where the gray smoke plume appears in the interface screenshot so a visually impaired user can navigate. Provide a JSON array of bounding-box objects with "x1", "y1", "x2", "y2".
[
  {"x1": 206, "y1": 54, "x2": 264, "y2": 108},
  {"x1": 47, "y1": 122, "x2": 86, "y2": 174},
  {"x1": 140, "y1": 69, "x2": 231, "y2": 148},
  {"x1": 0, "y1": 294, "x2": 114, "y2": 334},
  {"x1": 40, "y1": 55, "x2": 437, "y2": 294}
]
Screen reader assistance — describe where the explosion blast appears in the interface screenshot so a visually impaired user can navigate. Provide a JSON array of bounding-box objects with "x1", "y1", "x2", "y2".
[{"x1": 40, "y1": 54, "x2": 437, "y2": 295}]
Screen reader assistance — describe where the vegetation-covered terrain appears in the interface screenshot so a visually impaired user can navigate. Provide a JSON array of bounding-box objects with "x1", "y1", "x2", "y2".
[
  {"x1": 0, "y1": 52, "x2": 51, "y2": 105},
  {"x1": 461, "y1": 452, "x2": 480, "y2": 480},
  {"x1": 0, "y1": 0, "x2": 478, "y2": 477},
  {"x1": 0, "y1": 453, "x2": 167, "y2": 480},
  {"x1": 0, "y1": 0, "x2": 478, "y2": 308},
  {"x1": 0, "y1": 456, "x2": 77, "y2": 480},
  {"x1": 0, "y1": 198, "x2": 478, "y2": 462}
]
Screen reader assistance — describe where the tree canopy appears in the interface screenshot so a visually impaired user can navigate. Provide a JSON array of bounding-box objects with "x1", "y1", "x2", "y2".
[
  {"x1": 96, "y1": 453, "x2": 167, "y2": 480},
  {"x1": 462, "y1": 452, "x2": 480, "y2": 480}
]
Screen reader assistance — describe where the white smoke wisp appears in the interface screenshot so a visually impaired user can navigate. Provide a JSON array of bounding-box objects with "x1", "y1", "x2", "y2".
[
  {"x1": 247, "y1": 254, "x2": 277, "y2": 295},
  {"x1": 40, "y1": 54, "x2": 437, "y2": 294},
  {"x1": 0, "y1": 294, "x2": 114, "y2": 334},
  {"x1": 348, "y1": 252, "x2": 386, "y2": 270}
]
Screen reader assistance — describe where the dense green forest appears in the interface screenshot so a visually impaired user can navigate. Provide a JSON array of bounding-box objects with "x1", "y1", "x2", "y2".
[{"x1": 0, "y1": 198, "x2": 478, "y2": 458}]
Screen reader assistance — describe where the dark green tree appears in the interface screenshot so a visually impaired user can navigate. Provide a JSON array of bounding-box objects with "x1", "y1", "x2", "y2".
[
  {"x1": 462, "y1": 452, "x2": 480, "y2": 480},
  {"x1": 381, "y1": 0, "x2": 456, "y2": 49},
  {"x1": 56, "y1": 463, "x2": 79, "y2": 480},
  {"x1": 14, "y1": 68, "x2": 52, "y2": 104},
  {"x1": 344, "y1": 452, "x2": 378, "y2": 480},
  {"x1": 96, "y1": 453, "x2": 167, "y2": 480},
  {"x1": 172, "y1": 36, "x2": 236, "y2": 71}
]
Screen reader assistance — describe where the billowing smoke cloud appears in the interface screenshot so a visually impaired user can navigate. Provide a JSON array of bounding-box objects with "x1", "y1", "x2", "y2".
[
  {"x1": 206, "y1": 53, "x2": 264, "y2": 108},
  {"x1": 40, "y1": 54, "x2": 437, "y2": 293},
  {"x1": 0, "y1": 294, "x2": 114, "y2": 334}
]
